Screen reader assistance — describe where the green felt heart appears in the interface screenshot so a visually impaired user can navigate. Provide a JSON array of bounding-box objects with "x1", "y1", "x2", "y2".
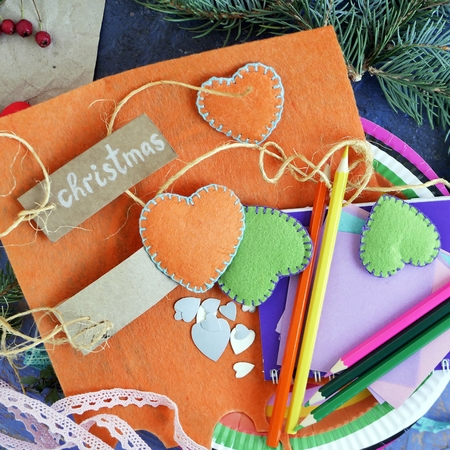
[
  {"x1": 359, "y1": 195, "x2": 441, "y2": 277},
  {"x1": 218, "y1": 206, "x2": 313, "y2": 306}
]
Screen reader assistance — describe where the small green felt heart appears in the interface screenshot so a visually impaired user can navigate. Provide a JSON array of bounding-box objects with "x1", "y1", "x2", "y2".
[
  {"x1": 359, "y1": 195, "x2": 441, "y2": 277},
  {"x1": 218, "y1": 206, "x2": 313, "y2": 306}
]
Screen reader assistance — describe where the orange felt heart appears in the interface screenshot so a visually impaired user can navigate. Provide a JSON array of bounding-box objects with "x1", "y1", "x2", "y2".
[
  {"x1": 196, "y1": 62, "x2": 284, "y2": 144},
  {"x1": 139, "y1": 184, "x2": 245, "y2": 293}
]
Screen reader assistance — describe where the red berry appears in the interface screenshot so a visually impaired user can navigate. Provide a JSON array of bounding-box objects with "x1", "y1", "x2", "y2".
[
  {"x1": 35, "y1": 30, "x2": 51, "y2": 48},
  {"x1": 1, "y1": 19, "x2": 16, "y2": 35},
  {"x1": 0, "y1": 101, "x2": 31, "y2": 118},
  {"x1": 15, "y1": 19, "x2": 33, "y2": 37}
]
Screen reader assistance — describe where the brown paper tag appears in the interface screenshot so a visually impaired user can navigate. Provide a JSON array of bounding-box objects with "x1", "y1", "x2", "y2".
[
  {"x1": 56, "y1": 247, "x2": 177, "y2": 355},
  {"x1": 19, "y1": 114, "x2": 177, "y2": 242}
]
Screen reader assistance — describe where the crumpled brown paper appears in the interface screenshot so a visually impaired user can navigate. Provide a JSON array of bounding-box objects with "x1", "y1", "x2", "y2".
[{"x1": 0, "y1": 0, "x2": 105, "y2": 109}]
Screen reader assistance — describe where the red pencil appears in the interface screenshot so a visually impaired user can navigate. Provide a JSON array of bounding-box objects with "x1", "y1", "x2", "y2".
[{"x1": 266, "y1": 165, "x2": 329, "y2": 447}]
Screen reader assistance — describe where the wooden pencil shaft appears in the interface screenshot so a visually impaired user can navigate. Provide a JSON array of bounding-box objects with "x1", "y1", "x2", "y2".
[
  {"x1": 334, "y1": 279, "x2": 450, "y2": 371},
  {"x1": 285, "y1": 150, "x2": 348, "y2": 433},
  {"x1": 310, "y1": 311, "x2": 450, "y2": 423},
  {"x1": 317, "y1": 296, "x2": 450, "y2": 399},
  {"x1": 266, "y1": 176, "x2": 328, "y2": 447}
]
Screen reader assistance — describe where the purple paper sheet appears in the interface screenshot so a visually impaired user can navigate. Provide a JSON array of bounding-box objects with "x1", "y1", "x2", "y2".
[
  {"x1": 259, "y1": 209, "x2": 310, "y2": 380},
  {"x1": 310, "y1": 231, "x2": 441, "y2": 372},
  {"x1": 260, "y1": 197, "x2": 450, "y2": 381},
  {"x1": 276, "y1": 274, "x2": 299, "y2": 366}
]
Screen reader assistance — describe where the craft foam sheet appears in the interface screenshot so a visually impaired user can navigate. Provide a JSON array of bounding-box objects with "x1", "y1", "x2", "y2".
[
  {"x1": 0, "y1": 28, "x2": 373, "y2": 449},
  {"x1": 310, "y1": 208, "x2": 450, "y2": 407}
]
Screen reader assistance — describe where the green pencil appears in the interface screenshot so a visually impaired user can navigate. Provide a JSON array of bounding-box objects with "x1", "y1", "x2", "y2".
[
  {"x1": 308, "y1": 296, "x2": 450, "y2": 406},
  {"x1": 299, "y1": 310, "x2": 450, "y2": 429}
]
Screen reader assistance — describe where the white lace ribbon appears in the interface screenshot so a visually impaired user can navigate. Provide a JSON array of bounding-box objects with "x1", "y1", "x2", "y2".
[{"x1": 0, "y1": 380, "x2": 207, "y2": 450}]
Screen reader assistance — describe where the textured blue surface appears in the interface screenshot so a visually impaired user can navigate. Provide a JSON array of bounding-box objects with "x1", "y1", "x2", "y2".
[
  {"x1": 0, "y1": 1, "x2": 449, "y2": 448},
  {"x1": 385, "y1": 381, "x2": 450, "y2": 449}
]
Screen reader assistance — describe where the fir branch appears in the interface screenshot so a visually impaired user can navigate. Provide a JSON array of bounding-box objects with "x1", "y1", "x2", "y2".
[
  {"x1": 361, "y1": 0, "x2": 426, "y2": 63},
  {"x1": 139, "y1": 0, "x2": 450, "y2": 136},
  {"x1": 0, "y1": 262, "x2": 23, "y2": 340},
  {"x1": 370, "y1": 16, "x2": 450, "y2": 138},
  {"x1": 0, "y1": 262, "x2": 23, "y2": 305},
  {"x1": 22, "y1": 365, "x2": 62, "y2": 405}
]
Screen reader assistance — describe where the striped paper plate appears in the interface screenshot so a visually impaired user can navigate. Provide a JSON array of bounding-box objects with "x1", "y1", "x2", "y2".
[{"x1": 211, "y1": 118, "x2": 450, "y2": 450}]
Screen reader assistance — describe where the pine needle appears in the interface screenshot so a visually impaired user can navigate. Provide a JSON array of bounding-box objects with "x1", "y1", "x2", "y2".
[
  {"x1": 0, "y1": 262, "x2": 23, "y2": 305},
  {"x1": 138, "y1": 0, "x2": 450, "y2": 139},
  {"x1": 0, "y1": 262, "x2": 24, "y2": 340}
]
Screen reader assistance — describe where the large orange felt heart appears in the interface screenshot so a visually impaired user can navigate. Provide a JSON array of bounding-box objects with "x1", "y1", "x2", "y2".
[
  {"x1": 196, "y1": 62, "x2": 284, "y2": 144},
  {"x1": 139, "y1": 185, "x2": 245, "y2": 293}
]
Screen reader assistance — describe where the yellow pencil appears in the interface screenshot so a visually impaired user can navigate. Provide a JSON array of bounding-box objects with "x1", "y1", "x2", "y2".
[{"x1": 285, "y1": 146, "x2": 349, "y2": 434}]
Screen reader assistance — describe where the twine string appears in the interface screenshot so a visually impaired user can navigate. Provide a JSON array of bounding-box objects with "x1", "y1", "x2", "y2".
[
  {"x1": 0, "y1": 132, "x2": 55, "y2": 239},
  {"x1": 0, "y1": 307, "x2": 113, "y2": 357},
  {"x1": 107, "y1": 80, "x2": 252, "y2": 208},
  {"x1": 107, "y1": 79, "x2": 252, "y2": 136},
  {"x1": 0, "y1": 78, "x2": 450, "y2": 358},
  {"x1": 155, "y1": 138, "x2": 375, "y2": 205}
]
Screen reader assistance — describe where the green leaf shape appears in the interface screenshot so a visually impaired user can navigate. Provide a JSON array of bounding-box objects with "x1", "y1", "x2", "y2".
[
  {"x1": 218, "y1": 206, "x2": 312, "y2": 306},
  {"x1": 360, "y1": 195, "x2": 441, "y2": 277}
]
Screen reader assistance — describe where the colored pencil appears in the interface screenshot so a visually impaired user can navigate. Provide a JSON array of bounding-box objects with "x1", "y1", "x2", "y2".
[
  {"x1": 285, "y1": 147, "x2": 349, "y2": 434},
  {"x1": 308, "y1": 295, "x2": 450, "y2": 406},
  {"x1": 266, "y1": 164, "x2": 330, "y2": 447},
  {"x1": 330, "y1": 280, "x2": 450, "y2": 374},
  {"x1": 299, "y1": 311, "x2": 450, "y2": 429}
]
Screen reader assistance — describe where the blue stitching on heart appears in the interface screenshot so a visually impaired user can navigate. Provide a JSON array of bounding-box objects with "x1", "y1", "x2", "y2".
[
  {"x1": 217, "y1": 205, "x2": 313, "y2": 306},
  {"x1": 196, "y1": 62, "x2": 284, "y2": 145},
  {"x1": 359, "y1": 195, "x2": 441, "y2": 277},
  {"x1": 139, "y1": 184, "x2": 246, "y2": 293}
]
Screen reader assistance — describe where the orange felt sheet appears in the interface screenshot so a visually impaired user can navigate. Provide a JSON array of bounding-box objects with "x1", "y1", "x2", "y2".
[{"x1": 0, "y1": 27, "x2": 383, "y2": 449}]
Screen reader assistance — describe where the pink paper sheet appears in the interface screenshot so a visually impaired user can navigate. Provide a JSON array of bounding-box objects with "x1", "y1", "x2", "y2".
[{"x1": 277, "y1": 205, "x2": 450, "y2": 408}]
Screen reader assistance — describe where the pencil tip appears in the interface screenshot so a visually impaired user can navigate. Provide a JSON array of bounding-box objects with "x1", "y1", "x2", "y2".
[
  {"x1": 299, "y1": 413, "x2": 317, "y2": 428},
  {"x1": 330, "y1": 359, "x2": 347, "y2": 374},
  {"x1": 308, "y1": 390, "x2": 325, "y2": 405},
  {"x1": 337, "y1": 147, "x2": 349, "y2": 173}
]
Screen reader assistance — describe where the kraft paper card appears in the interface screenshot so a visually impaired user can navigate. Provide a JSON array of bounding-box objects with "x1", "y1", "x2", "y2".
[
  {"x1": 0, "y1": 27, "x2": 382, "y2": 449},
  {"x1": 56, "y1": 248, "x2": 178, "y2": 354},
  {"x1": 19, "y1": 114, "x2": 177, "y2": 241}
]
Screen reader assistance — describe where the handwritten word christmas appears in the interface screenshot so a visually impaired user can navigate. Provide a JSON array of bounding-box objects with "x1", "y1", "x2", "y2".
[
  {"x1": 19, "y1": 115, "x2": 177, "y2": 242},
  {"x1": 57, "y1": 136, "x2": 165, "y2": 208}
]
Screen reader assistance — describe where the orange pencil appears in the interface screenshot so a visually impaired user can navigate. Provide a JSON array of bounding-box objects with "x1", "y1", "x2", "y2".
[{"x1": 266, "y1": 165, "x2": 329, "y2": 447}]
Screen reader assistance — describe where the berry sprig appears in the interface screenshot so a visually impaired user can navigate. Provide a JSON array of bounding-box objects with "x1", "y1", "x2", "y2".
[
  {"x1": 16, "y1": 0, "x2": 32, "y2": 37},
  {"x1": 0, "y1": 0, "x2": 51, "y2": 47},
  {"x1": 31, "y1": 0, "x2": 50, "y2": 47}
]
